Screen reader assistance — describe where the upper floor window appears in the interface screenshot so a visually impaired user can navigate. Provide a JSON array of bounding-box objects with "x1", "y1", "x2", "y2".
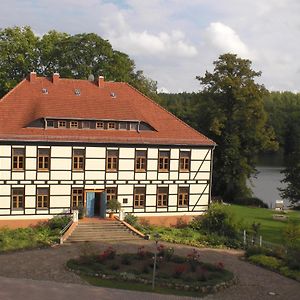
[
  {"x1": 178, "y1": 187, "x2": 189, "y2": 207},
  {"x1": 96, "y1": 122, "x2": 104, "y2": 129},
  {"x1": 72, "y1": 188, "x2": 83, "y2": 208},
  {"x1": 47, "y1": 120, "x2": 54, "y2": 128},
  {"x1": 12, "y1": 188, "x2": 25, "y2": 209},
  {"x1": 70, "y1": 121, "x2": 78, "y2": 128},
  {"x1": 157, "y1": 187, "x2": 168, "y2": 207},
  {"x1": 37, "y1": 188, "x2": 49, "y2": 209},
  {"x1": 106, "y1": 150, "x2": 118, "y2": 172},
  {"x1": 38, "y1": 148, "x2": 50, "y2": 171},
  {"x1": 72, "y1": 149, "x2": 85, "y2": 170},
  {"x1": 82, "y1": 121, "x2": 90, "y2": 129},
  {"x1": 108, "y1": 122, "x2": 116, "y2": 129},
  {"x1": 12, "y1": 148, "x2": 25, "y2": 171},
  {"x1": 134, "y1": 187, "x2": 146, "y2": 208},
  {"x1": 158, "y1": 151, "x2": 170, "y2": 172},
  {"x1": 58, "y1": 120, "x2": 66, "y2": 128},
  {"x1": 106, "y1": 187, "x2": 117, "y2": 202},
  {"x1": 135, "y1": 150, "x2": 147, "y2": 172},
  {"x1": 179, "y1": 151, "x2": 190, "y2": 172}
]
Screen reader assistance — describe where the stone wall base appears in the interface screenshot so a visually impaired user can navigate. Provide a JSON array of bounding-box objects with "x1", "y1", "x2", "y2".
[
  {"x1": 0, "y1": 219, "x2": 47, "y2": 229},
  {"x1": 138, "y1": 215, "x2": 198, "y2": 227}
]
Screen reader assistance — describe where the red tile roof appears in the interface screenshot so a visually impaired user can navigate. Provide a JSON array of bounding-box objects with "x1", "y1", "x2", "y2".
[{"x1": 0, "y1": 74, "x2": 215, "y2": 146}]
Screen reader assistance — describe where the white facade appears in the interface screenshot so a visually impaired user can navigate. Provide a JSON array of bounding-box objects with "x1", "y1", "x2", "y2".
[{"x1": 0, "y1": 143, "x2": 213, "y2": 220}]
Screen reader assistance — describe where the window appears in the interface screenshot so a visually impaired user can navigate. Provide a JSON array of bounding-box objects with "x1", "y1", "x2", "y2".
[
  {"x1": 106, "y1": 187, "x2": 117, "y2": 202},
  {"x1": 72, "y1": 149, "x2": 85, "y2": 170},
  {"x1": 158, "y1": 151, "x2": 170, "y2": 172},
  {"x1": 178, "y1": 187, "x2": 189, "y2": 207},
  {"x1": 12, "y1": 188, "x2": 25, "y2": 209},
  {"x1": 12, "y1": 148, "x2": 25, "y2": 170},
  {"x1": 106, "y1": 150, "x2": 118, "y2": 171},
  {"x1": 157, "y1": 187, "x2": 168, "y2": 207},
  {"x1": 58, "y1": 120, "x2": 66, "y2": 128},
  {"x1": 108, "y1": 122, "x2": 116, "y2": 129},
  {"x1": 82, "y1": 121, "x2": 90, "y2": 129},
  {"x1": 179, "y1": 151, "x2": 190, "y2": 172},
  {"x1": 70, "y1": 121, "x2": 78, "y2": 128},
  {"x1": 47, "y1": 120, "x2": 54, "y2": 128},
  {"x1": 38, "y1": 148, "x2": 50, "y2": 171},
  {"x1": 119, "y1": 122, "x2": 128, "y2": 130},
  {"x1": 130, "y1": 123, "x2": 137, "y2": 131},
  {"x1": 135, "y1": 150, "x2": 147, "y2": 172},
  {"x1": 96, "y1": 122, "x2": 104, "y2": 129},
  {"x1": 37, "y1": 188, "x2": 49, "y2": 209},
  {"x1": 134, "y1": 187, "x2": 146, "y2": 208},
  {"x1": 72, "y1": 189, "x2": 83, "y2": 208}
]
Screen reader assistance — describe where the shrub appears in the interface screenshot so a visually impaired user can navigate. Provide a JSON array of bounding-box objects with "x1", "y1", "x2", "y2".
[
  {"x1": 191, "y1": 203, "x2": 241, "y2": 238},
  {"x1": 124, "y1": 213, "x2": 138, "y2": 226},
  {"x1": 175, "y1": 217, "x2": 188, "y2": 229},
  {"x1": 285, "y1": 245, "x2": 300, "y2": 270},
  {"x1": 233, "y1": 197, "x2": 268, "y2": 208},
  {"x1": 107, "y1": 198, "x2": 121, "y2": 213},
  {"x1": 165, "y1": 247, "x2": 174, "y2": 261},
  {"x1": 78, "y1": 205, "x2": 86, "y2": 219},
  {"x1": 186, "y1": 249, "x2": 201, "y2": 272},
  {"x1": 248, "y1": 254, "x2": 283, "y2": 270},
  {"x1": 48, "y1": 215, "x2": 71, "y2": 230},
  {"x1": 98, "y1": 246, "x2": 116, "y2": 262},
  {"x1": 121, "y1": 254, "x2": 132, "y2": 265},
  {"x1": 173, "y1": 264, "x2": 186, "y2": 278},
  {"x1": 110, "y1": 263, "x2": 120, "y2": 270},
  {"x1": 283, "y1": 221, "x2": 300, "y2": 247}
]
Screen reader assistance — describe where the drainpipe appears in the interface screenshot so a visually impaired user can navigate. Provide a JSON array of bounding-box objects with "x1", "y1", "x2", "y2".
[
  {"x1": 44, "y1": 118, "x2": 47, "y2": 130},
  {"x1": 137, "y1": 121, "x2": 141, "y2": 133}
]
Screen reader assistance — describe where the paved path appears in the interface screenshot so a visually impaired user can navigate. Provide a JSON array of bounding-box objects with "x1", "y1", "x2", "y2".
[{"x1": 0, "y1": 240, "x2": 299, "y2": 299}]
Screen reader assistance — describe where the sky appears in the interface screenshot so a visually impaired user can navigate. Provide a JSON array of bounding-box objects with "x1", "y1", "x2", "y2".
[{"x1": 0, "y1": 0, "x2": 299, "y2": 93}]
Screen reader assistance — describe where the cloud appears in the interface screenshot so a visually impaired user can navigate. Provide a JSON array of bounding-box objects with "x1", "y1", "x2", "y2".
[
  {"x1": 205, "y1": 22, "x2": 253, "y2": 59},
  {"x1": 99, "y1": 13, "x2": 197, "y2": 58}
]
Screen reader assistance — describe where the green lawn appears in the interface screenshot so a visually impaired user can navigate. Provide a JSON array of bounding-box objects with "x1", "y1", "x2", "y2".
[{"x1": 228, "y1": 205, "x2": 300, "y2": 245}]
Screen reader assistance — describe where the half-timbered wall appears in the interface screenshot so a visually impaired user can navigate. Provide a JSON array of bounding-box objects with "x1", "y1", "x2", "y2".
[{"x1": 0, "y1": 144, "x2": 213, "y2": 219}]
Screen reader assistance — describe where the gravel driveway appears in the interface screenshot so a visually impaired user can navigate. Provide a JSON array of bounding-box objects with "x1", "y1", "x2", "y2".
[{"x1": 0, "y1": 240, "x2": 299, "y2": 299}]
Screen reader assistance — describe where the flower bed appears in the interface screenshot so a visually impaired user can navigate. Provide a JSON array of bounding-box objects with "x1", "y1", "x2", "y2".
[{"x1": 67, "y1": 245, "x2": 235, "y2": 295}]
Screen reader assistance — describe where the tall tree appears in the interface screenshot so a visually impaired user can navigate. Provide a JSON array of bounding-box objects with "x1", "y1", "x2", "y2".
[
  {"x1": 196, "y1": 53, "x2": 278, "y2": 201},
  {"x1": 0, "y1": 26, "x2": 157, "y2": 98}
]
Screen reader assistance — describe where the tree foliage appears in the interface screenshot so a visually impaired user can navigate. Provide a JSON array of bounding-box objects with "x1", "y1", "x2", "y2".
[
  {"x1": 0, "y1": 26, "x2": 158, "y2": 99},
  {"x1": 196, "y1": 54, "x2": 278, "y2": 201}
]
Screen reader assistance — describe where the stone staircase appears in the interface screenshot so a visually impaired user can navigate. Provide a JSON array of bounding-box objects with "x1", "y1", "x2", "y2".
[{"x1": 65, "y1": 219, "x2": 143, "y2": 243}]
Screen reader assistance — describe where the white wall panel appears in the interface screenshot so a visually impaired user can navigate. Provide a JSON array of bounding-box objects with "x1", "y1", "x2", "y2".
[
  {"x1": 85, "y1": 159, "x2": 105, "y2": 170},
  {"x1": 72, "y1": 172, "x2": 84, "y2": 180},
  {"x1": 25, "y1": 171, "x2": 36, "y2": 180},
  {"x1": 147, "y1": 172, "x2": 157, "y2": 180},
  {"x1": 37, "y1": 172, "x2": 49, "y2": 180},
  {"x1": 0, "y1": 157, "x2": 11, "y2": 169},
  {"x1": 26, "y1": 146, "x2": 36, "y2": 157},
  {"x1": 86, "y1": 147, "x2": 105, "y2": 158},
  {"x1": 0, "y1": 185, "x2": 10, "y2": 195},
  {"x1": 147, "y1": 148, "x2": 158, "y2": 159},
  {"x1": 170, "y1": 149, "x2": 179, "y2": 159},
  {"x1": 50, "y1": 185, "x2": 70, "y2": 195},
  {"x1": 0, "y1": 145, "x2": 11, "y2": 156},
  {"x1": 147, "y1": 160, "x2": 157, "y2": 171},
  {"x1": 25, "y1": 196, "x2": 36, "y2": 208},
  {"x1": 106, "y1": 172, "x2": 117, "y2": 180},
  {"x1": 0, "y1": 197, "x2": 10, "y2": 208},
  {"x1": 119, "y1": 159, "x2": 134, "y2": 171},
  {"x1": 170, "y1": 160, "x2": 178, "y2": 171},
  {"x1": 12, "y1": 172, "x2": 24, "y2": 180},
  {"x1": 50, "y1": 171, "x2": 71, "y2": 180},
  {"x1": 51, "y1": 158, "x2": 71, "y2": 170},
  {"x1": 85, "y1": 171, "x2": 105, "y2": 180},
  {"x1": 51, "y1": 146, "x2": 72, "y2": 158},
  {"x1": 119, "y1": 148, "x2": 134, "y2": 159},
  {"x1": 135, "y1": 172, "x2": 146, "y2": 180},
  {"x1": 25, "y1": 158, "x2": 36, "y2": 170},
  {"x1": 118, "y1": 171, "x2": 134, "y2": 180},
  {"x1": 191, "y1": 149, "x2": 211, "y2": 160}
]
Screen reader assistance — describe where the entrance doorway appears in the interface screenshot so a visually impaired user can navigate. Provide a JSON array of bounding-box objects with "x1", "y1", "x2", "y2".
[{"x1": 85, "y1": 190, "x2": 107, "y2": 218}]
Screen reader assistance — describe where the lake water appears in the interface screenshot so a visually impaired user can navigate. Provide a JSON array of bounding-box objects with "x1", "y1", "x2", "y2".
[{"x1": 250, "y1": 166, "x2": 288, "y2": 208}]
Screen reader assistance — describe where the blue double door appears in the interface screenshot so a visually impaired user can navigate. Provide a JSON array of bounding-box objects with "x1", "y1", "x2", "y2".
[{"x1": 86, "y1": 191, "x2": 107, "y2": 218}]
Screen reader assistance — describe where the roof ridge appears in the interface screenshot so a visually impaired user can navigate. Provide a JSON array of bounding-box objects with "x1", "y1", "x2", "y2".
[
  {"x1": 0, "y1": 78, "x2": 27, "y2": 102},
  {"x1": 124, "y1": 83, "x2": 215, "y2": 145}
]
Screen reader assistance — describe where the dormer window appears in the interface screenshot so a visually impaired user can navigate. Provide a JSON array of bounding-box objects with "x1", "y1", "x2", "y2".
[
  {"x1": 74, "y1": 89, "x2": 81, "y2": 96},
  {"x1": 42, "y1": 88, "x2": 48, "y2": 94},
  {"x1": 96, "y1": 122, "x2": 104, "y2": 129},
  {"x1": 70, "y1": 121, "x2": 78, "y2": 128},
  {"x1": 47, "y1": 120, "x2": 54, "y2": 128},
  {"x1": 108, "y1": 122, "x2": 116, "y2": 129},
  {"x1": 58, "y1": 121, "x2": 66, "y2": 128}
]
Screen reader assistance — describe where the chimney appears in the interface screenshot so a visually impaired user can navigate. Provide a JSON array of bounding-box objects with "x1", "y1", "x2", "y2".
[
  {"x1": 52, "y1": 72, "x2": 60, "y2": 84},
  {"x1": 97, "y1": 75, "x2": 105, "y2": 87},
  {"x1": 29, "y1": 71, "x2": 36, "y2": 82}
]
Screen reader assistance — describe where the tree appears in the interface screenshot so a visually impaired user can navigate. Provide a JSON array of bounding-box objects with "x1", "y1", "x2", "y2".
[
  {"x1": 279, "y1": 112, "x2": 300, "y2": 206},
  {"x1": 0, "y1": 26, "x2": 157, "y2": 98},
  {"x1": 196, "y1": 53, "x2": 278, "y2": 201}
]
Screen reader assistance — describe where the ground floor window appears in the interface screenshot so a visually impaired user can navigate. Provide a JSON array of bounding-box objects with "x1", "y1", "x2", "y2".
[
  {"x1": 72, "y1": 188, "x2": 83, "y2": 208},
  {"x1": 134, "y1": 187, "x2": 146, "y2": 208},
  {"x1": 157, "y1": 187, "x2": 168, "y2": 207},
  {"x1": 106, "y1": 187, "x2": 117, "y2": 202},
  {"x1": 12, "y1": 188, "x2": 25, "y2": 209},
  {"x1": 178, "y1": 187, "x2": 189, "y2": 207},
  {"x1": 37, "y1": 188, "x2": 49, "y2": 208}
]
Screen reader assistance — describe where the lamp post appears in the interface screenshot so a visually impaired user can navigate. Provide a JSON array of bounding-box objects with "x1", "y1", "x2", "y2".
[{"x1": 152, "y1": 233, "x2": 160, "y2": 290}]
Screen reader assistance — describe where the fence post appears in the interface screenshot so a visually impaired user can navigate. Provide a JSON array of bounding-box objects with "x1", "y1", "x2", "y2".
[
  {"x1": 243, "y1": 230, "x2": 246, "y2": 247},
  {"x1": 259, "y1": 235, "x2": 262, "y2": 247}
]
